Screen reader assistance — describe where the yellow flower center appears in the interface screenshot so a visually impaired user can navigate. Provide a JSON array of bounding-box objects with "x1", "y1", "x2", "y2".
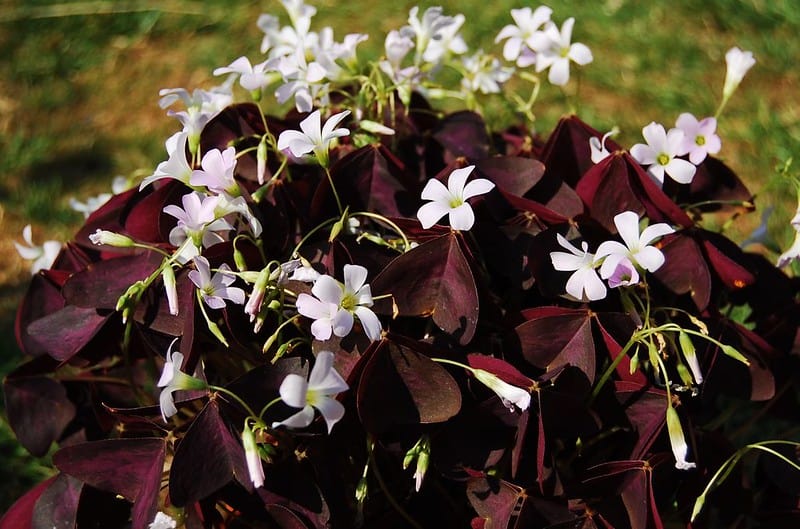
[
  {"x1": 695, "y1": 135, "x2": 706, "y2": 146},
  {"x1": 657, "y1": 153, "x2": 670, "y2": 166}
]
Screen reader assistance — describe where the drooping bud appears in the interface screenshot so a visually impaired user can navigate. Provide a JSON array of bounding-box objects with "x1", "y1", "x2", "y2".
[
  {"x1": 162, "y1": 264, "x2": 179, "y2": 316},
  {"x1": 89, "y1": 229, "x2": 135, "y2": 248},
  {"x1": 666, "y1": 405, "x2": 696, "y2": 470},
  {"x1": 679, "y1": 331, "x2": 703, "y2": 383},
  {"x1": 242, "y1": 423, "x2": 265, "y2": 488}
]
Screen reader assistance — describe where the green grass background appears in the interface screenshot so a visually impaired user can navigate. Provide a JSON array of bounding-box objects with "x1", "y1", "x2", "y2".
[{"x1": 0, "y1": 0, "x2": 797, "y2": 513}]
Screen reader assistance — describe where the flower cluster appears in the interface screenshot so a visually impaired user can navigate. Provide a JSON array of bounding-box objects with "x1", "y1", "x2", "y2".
[{"x1": 8, "y1": 3, "x2": 800, "y2": 529}]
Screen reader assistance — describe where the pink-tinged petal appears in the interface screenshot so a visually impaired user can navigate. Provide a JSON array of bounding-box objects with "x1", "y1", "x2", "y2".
[
  {"x1": 312, "y1": 275, "x2": 344, "y2": 305},
  {"x1": 598, "y1": 252, "x2": 626, "y2": 280},
  {"x1": 354, "y1": 306, "x2": 382, "y2": 341},
  {"x1": 343, "y1": 264, "x2": 368, "y2": 293},
  {"x1": 420, "y1": 178, "x2": 452, "y2": 202},
  {"x1": 639, "y1": 222, "x2": 675, "y2": 247},
  {"x1": 314, "y1": 396, "x2": 345, "y2": 433},
  {"x1": 202, "y1": 294, "x2": 226, "y2": 310},
  {"x1": 163, "y1": 204, "x2": 188, "y2": 222},
  {"x1": 417, "y1": 200, "x2": 450, "y2": 229},
  {"x1": 220, "y1": 286, "x2": 246, "y2": 305},
  {"x1": 704, "y1": 134, "x2": 722, "y2": 154},
  {"x1": 551, "y1": 251, "x2": 585, "y2": 272},
  {"x1": 275, "y1": 406, "x2": 315, "y2": 429},
  {"x1": 642, "y1": 122, "x2": 667, "y2": 151},
  {"x1": 634, "y1": 245, "x2": 666, "y2": 272},
  {"x1": 279, "y1": 373, "x2": 308, "y2": 408},
  {"x1": 296, "y1": 293, "x2": 330, "y2": 320},
  {"x1": 594, "y1": 239, "x2": 628, "y2": 260},
  {"x1": 447, "y1": 166, "x2": 475, "y2": 197},
  {"x1": 665, "y1": 158, "x2": 696, "y2": 184},
  {"x1": 187, "y1": 269, "x2": 203, "y2": 290},
  {"x1": 697, "y1": 117, "x2": 717, "y2": 135},
  {"x1": 630, "y1": 144, "x2": 656, "y2": 165},
  {"x1": 688, "y1": 147, "x2": 708, "y2": 165},
  {"x1": 613, "y1": 211, "x2": 642, "y2": 250},
  {"x1": 548, "y1": 58, "x2": 570, "y2": 86},
  {"x1": 462, "y1": 177, "x2": 495, "y2": 200},
  {"x1": 568, "y1": 42, "x2": 593, "y2": 65},
  {"x1": 675, "y1": 112, "x2": 699, "y2": 131},
  {"x1": 448, "y1": 202, "x2": 476, "y2": 231},
  {"x1": 331, "y1": 308, "x2": 354, "y2": 338},
  {"x1": 310, "y1": 318, "x2": 334, "y2": 341}
]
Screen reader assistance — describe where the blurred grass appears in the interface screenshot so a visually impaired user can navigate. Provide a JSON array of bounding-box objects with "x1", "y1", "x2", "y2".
[{"x1": 0, "y1": 0, "x2": 797, "y2": 512}]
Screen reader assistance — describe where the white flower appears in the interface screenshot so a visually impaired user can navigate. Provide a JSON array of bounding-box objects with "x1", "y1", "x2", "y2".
[
  {"x1": 242, "y1": 424, "x2": 265, "y2": 488},
  {"x1": 70, "y1": 192, "x2": 112, "y2": 218},
  {"x1": 158, "y1": 87, "x2": 232, "y2": 153},
  {"x1": 630, "y1": 122, "x2": 696, "y2": 186},
  {"x1": 164, "y1": 191, "x2": 233, "y2": 247},
  {"x1": 277, "y1": 109, "x2": 350, "y2": 167},
  {"x1": 675, "y1": 113, "x2": 721, "y2": 165},
  {"x1": 723, "y1": 47, "x2": 756, "y2": 100},
  {"x1": 595, "y1": 211, "x2": 674, "y2": 281},
  {"x1": 157, "y1": 339, "x2": 207, "y2": 422},
  {"x1": 417, "y1": 165, "x2": 494, "y2": 231},
  {"x1": 273, "y1": 350, "x2": 349, "y2": 433},
  {"x1": 472, "y1": 368, "x2": 531, "y2": 412},
  {"x1": 529, "y1": 18, "x2": 593, "y2": 86},
  {"x1": 777, "y1": 230, "x2": 800, "y2": 268},
  {"x1": 272, "y1": 50, "x2": 328, "y2": 113},
  {"x1": 422, "y1": 13, "x2": 467, "y2": 64},
  {"x1": 296, "y1": 264, "x2": 382, "y2": 341},
  {"x1": 460, "y1": 51, "x2": 513, "y2": 95},
  {"x1": 550, "y1": 234, "x2": 607, "y2": 301},
  {"x1": 148, "y1": 511, "x2": 177, "y2": 529},
  {"x1": 604, "y1": 256, "x2": 639, "y2": 289},
  {"x1": 190, "y1": 147, "x2": 239, "y2": 196},
  {"x1": 666, "y1": 405, "x2": 696, "y2": 470},
  {"x1": 404, "y1": 6, "x2": 457, "y2": 61},
  {"x1": 140, "y1": 131, "x2": 193, "y2": 190},
  {"x1": 213, "y1": 56, "x2": 276, "y2": 92},
  {"x1": 495, "y1": 6, "x2": 552, "y2": 64},
  {"x1": 188, "y1": 256, "x2": 245, "y2": 309},
  {"x1": 14, "y1": 225, "x2": 61, "y2": 274}
]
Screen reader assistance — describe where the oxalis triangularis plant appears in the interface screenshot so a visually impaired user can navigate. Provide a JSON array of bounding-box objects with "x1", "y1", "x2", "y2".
[{"x1": 5, "y1": 2, "x2": 800, "y2": 529}]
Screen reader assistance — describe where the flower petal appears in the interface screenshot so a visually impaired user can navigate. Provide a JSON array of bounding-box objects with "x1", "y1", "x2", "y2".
[
  {"x1": 417, "y1": 200, "x2": 450, "y2": 229},
  {"x1": 448, "y1": 202, "x2": 476, "y2": 231},
  {"x1": 461, "y1": 177, "x2": 495, "y2": 200},
  {"x1": 420, "y1": 178, "x2": 451, "y2": 202},
  {"x1": 279, "y1": 373, "x2": 308, "y2": 408},
  {"x1": 274, "y1": 405, "x2": 315, "y2": 429},
  {"x1": 343, "y1": 264, "x2": 368, "y2": 293},
  {"x1": 312, "y1": 275, "x2": 344, "y2": 304},
  {"x1": 331, "y1": 308, "x2": 354, "y2": 338},
  {"x1": 665, "y1": 158, "x2": 696, "y2": 184},
  {"x1": 613, "y1": 211, "x2": 642, "y2": 251},
  {"x1": 314, "y1": 396, "x2": 345, "y2": 433},
  {"x1": 355, "y1": 306, "x2": 382, "y2": 341},
  {"x1": 639, "y1": 222, "x2": 675, "y2": 247},
  {"x1": 447, "y1": 166, "x2": 475, "y2": 197},
  {"x1": 634, "y1": 245, "x2": 666, "y2": 272}
]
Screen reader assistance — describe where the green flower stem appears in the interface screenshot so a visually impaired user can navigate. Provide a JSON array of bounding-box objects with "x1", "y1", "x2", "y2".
[
  {"x1": 324, "y1": 166, "x2": 344, "y2": 216},
  {"x1": 691, "y1": 440, "x2": 800, "y2": 522},
  {"x1": 195, "y1": 289, "x2": 229, "y2": 347},
  {"x1": 258, "y1": 396, "x2": 284, "y2": 422},
  {"x1": 588, "y1": 332, "x2": 640, "y2": 405},
  {"x1": 209, "y1": 385, "x2": 259, "y2": 419},
  {"x1": 352, "y1": 211, "x2": 411, "y2": 252},
  {"x1": 252, "y1": 157, "x2": 289, "y2": 203},
  {"x1": 291, "y1": 217, "x2": 338, "y2": 257}
]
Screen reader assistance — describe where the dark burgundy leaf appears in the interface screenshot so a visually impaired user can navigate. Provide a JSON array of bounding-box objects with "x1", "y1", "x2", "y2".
[
  {"x1": 62, "y1": 252, "x2": 163, "y2": 309},
  {"x1": 372, "y1": 232, "x2": 479, "y2": 344},
  {"x1": 32, "y1": 473, "x2": 82, "y2": 529},
  {"x1": 4, "y1": 376, "x2": 76, "y2": 457},
  {"x1": 433, "y1": 111, "x2": 490, "y2": 161},
  {"x1": 54, "y1": 437, "x2": 166, "y2": 529},
  {"x1": 654, "y1": 234, "x2": 711, "y2": 310},
  {"x1": 699, "y1": 231, "x2": 755, "y2": 290},
  {"x1": 685, "y1": 156, "x2": 754, "y2": 214},
  {"x1": 595, "y1": 313, "x2": 646, "y2": 385},
  {"x1": 169, "y1": 400, "x2": 250, "y2": 506},
  {"x1": 467, "y1": 354, "x2": 534, "y2": 388},
  {"x1": 265, "y1": 505, "x2": 312, "y2": 529},
  {"x1": 615, "y1": 382, "x2": 667, "y2": 460},
  {"x1": 357, "y1": 337, "x2": 461, "y2": 435},
  {"x1": 466, "y1": 476, "x2": 535, "y2": 529},
  {"x1": 15, "y1": 273, "x2": 66, "y2": 357},
  {"x1": 475, "y1": 157, "x2": 545, "y2": 197},
  {"x1": 26, "y1": 305, "x2": 111, "y2": 363},
  {"x1": 515, "y1": 307, "x2": 596, "y2": 381},
  {"x1": 540, "y1": 115, "x2": 617, "y2": 188}
]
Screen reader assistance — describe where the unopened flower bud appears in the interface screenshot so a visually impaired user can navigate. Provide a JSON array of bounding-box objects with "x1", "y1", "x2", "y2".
[
  {"x1": 723, "y1": 47, "x2": 755, "y2": 101},
  {"x1": 359, "y1": 119, "x2": 396, "y2": 136},
  {"x1": 472, "y1": 368, "x2": 531, "y2": 412},
  {"x1": 721, "y1": 344, "x2": 750, "y2": 366},
  {"x1": 89, "y1": 229, "x2": 135, "y2": 248},
  {"x1": 257, "y1": 136, "x2": 268, "y2": 185},
  {"x1": 679, "y1": 331, "x2": 703, "y2": 383},
  {"x1": 676, "y1": 361, "x2": 694, "y2": 387},
  {"x1": 162, "y1": 264, "x2": 179, "y2": 316},
  {"x1": 666, "y1": 405, "x2": 695, "y2": 470},
  {"x1": 242, "y1": 423, "x2": 265, "y2": 489}
]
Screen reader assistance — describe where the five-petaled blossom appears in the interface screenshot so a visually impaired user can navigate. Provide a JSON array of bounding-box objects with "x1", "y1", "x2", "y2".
[
  {"x1": 273, "y1": 350, "x2": 349, "y2": 433},
  {"x1": 296, "y1": 264, "x2": 382, "y2": 341},
  {"x1": 675, "y1": 113, "x2": 721, "y2": 165},
  {"x1": 417, "y1": 165, "x2": 495, "y2": 231},
  {"x1": 550, "y1": 234, "x2": 607, "y2": 301},
  {"x1": 190, "y1": 146, "x2": 240, "y2": 196},
  {"x1": 157, "y1": 339, "x2": 208, "y2": 422},
  {"x1": 630, "y1": 122, "x2": 696, "y2": 186},
  {"x1": 472, "y1": 368, "x2": 531, "y2": 412},
  {"x1": 188, "y1": 255, "x2": 246, "y2": 309},
  {"x1": 495, "y1": 6, "x2": 552, "y2": 65},
  {"x1": 277, "y1": 109, "x2": 350, "y2": 167},
  {"x1": 595, "y1": 211, "x2": 674, "y2": 284},
  {"x1": 529, "y1": 17, "x2": 593, "y2": 86}
]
